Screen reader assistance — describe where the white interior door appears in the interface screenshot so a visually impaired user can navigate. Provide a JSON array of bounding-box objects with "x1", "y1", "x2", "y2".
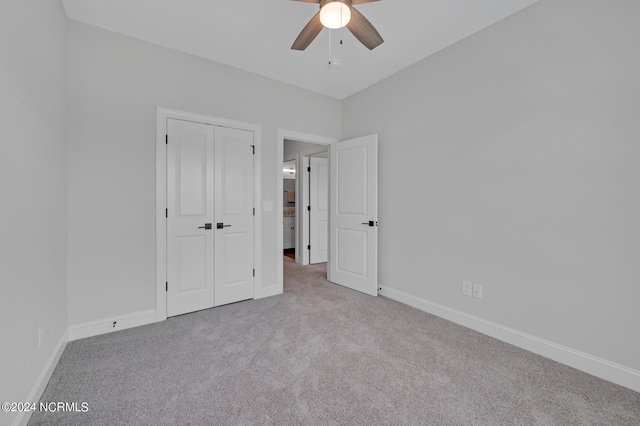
[
  {"x1": 166, "y1": 119, "x2": 215, "y2": 316},
  {"x1": 214, "y1": 127, "x2": 255, "y2": 306},
  {"x1": 309, "y1": 156, "x2": 328, "y2": 264},
  {"x1": 328, "y1": 134, "x2": 378, "y2": 296}
]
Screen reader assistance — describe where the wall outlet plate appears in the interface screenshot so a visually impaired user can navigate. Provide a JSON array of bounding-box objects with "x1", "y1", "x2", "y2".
[
  {"x1": 462, "y1": 280, "x2": 473, "y2": 297},
  {"x1": 263, "y1": 200, "x2": 273, "y2": 211},
  {"x1": 472, "y1": 284, "x2": 483, "y2": 299}
]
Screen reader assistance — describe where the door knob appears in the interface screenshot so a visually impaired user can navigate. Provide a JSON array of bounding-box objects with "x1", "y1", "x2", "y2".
[
  {"x1": 361, "y1": 221, "x2": 376, "y2": 227},
  {"x1": 198, "y1": 223, "x2": 212, "y2": 230},
  {"x1": 216, "y1": 223, "x2": 232, "y2": 229}
]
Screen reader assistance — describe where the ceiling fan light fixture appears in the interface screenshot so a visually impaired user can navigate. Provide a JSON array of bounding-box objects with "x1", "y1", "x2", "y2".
[
  {"x1": 320, "y1": 1, "x2": 351, "y2": 29},
  {"x1": 291, "y1": 0, "x2": 382, "y2": 51}
]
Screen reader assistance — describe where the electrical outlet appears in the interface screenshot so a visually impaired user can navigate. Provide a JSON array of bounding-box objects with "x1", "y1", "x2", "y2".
[
  {"x1": 263, "y1": 200, "x2": 273, "y2": 211},
  {"x1": 472, "y1": 284, "x2": 483, "y2": 299},
  {"x1": 461, "y1": 280, "x2": 472, "y2": 297}
]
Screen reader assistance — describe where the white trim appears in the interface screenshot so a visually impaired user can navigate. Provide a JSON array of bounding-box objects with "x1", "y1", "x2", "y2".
[
  {"x1": 252, "y1": 127, "x2": 264, "y2": 300},
  {"x1": 156, "y1": 108, "x2": 263, "y2": 317},
  {"x1": 254, "y1": 285, "x2": 282, "y2": 300},
  {"x1": 277, "y1": 129, "x2": 336, "y2": 289},
  {"x1": 68, "y1": 310, "x2": 157, "y2": 341},
  {"x1": 155, "y1": 111, "x2": 168, "y2": 321},
  {"x1": 13, "y1": 330, "x2": 68, "y2": 426},
  {"x1": 379, "y1": 285, "x2": 640, "y2": 393}
]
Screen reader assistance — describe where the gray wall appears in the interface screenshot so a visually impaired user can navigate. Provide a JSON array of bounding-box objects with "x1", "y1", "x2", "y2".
[
  {"x1": 66, "y1": 21, "x2": 341, "y2": 325},
  {"x1": 342, "y1": 0, "x2": 640, "y2": 370},
  {"x1": 0, "y1": 0, "x2": 69, "y2": 419}
]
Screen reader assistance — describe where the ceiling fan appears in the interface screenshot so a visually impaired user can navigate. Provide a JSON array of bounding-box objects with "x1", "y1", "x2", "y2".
[{"x1": 291, "y1": 0, "x2": 384, "y2": 51}]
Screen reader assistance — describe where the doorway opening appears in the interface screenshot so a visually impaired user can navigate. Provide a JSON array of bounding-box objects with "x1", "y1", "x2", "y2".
[
  {"x1": 277, "y1": 130, "x2": 336, "y2": 292},
  {"x1": 283, "y1": 141, "x2": 328, "y2": 266},
  {"x1": 277, "y1": 130, "x2": 379, "y2": 298},
  {"x1": 283, "y1": 158, "x2": 296, "y2": 260}
]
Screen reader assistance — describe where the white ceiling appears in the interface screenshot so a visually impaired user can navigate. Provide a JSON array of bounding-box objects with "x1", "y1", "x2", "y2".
[{"x1": 61, "y1": 0, "x2": 538, "y2": 100}]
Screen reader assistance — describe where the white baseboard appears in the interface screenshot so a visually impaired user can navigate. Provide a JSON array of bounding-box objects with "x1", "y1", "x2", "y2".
[
  {"x1": 13, "y1": 329, "x2": 68, "y2": 426},
  {"x1": 254, "y1": 285, "x2": 282, "y2": 300},
  {"x1": 379, "y1": 286, "x2": 640, "y2": 393},
  {"x1": 68, "y1": 309, "x2": 157, "y2": 341}
]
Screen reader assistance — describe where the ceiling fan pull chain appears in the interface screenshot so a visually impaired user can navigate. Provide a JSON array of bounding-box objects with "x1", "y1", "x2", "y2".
[{"x1": 329, "y1": 28, "x2": 332, "y2": 61}]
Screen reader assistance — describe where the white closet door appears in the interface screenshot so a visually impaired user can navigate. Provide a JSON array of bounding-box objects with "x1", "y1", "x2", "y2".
[
  {"x1": 166, "y1": 119, "x2": 215, "y2": 316},
  {"x1": 214, "y1": 127, "x2": 255, "y2": 306}
]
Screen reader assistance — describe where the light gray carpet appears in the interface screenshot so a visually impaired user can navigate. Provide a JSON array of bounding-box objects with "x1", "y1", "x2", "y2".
[{"x1": 30, "y1": 257, "x2": 640, "y2": 425}]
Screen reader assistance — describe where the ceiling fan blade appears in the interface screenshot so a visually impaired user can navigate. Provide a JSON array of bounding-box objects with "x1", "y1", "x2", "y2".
[
  {"x1": 291, "y1": 12, "x2": 324, "y2": 50},
  {"x1": 351, "y1": 0, "x2": 381, "y2": 4},
  {"x1": 346, "y1": 6, "x2": 384, "y2": 50},
  {"x1": 291, "y1": 0, "x2": 320, "y2": 3}
]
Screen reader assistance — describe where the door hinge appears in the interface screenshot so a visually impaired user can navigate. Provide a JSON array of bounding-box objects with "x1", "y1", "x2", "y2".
[
  {"x1": 253, "y1": 207, "x2": 255, "y2": 216},
  {"x1": 253, "y1": 268, "x2": 255, "y2": 277},
  {"x1": 307, "y1": 245, "x2": 311, "y2": 250},
  {"x1": 165, "y1": 282, "x2": 168, "y2": 292},
  {"x1": 165, "y1": 134, "x2": 168, "y2": 144},
  {"x1": 165, "y1": 208, "x2": 168, "y2": 218},
  {"x1": 307, "y1": 206, "x2": 311, "y2": 211},
  {"x1": 307, "y1": 166, "x2": 311, "y2": 172},
  {"x1": 251, "y1": 145, "x2": 255, "y2": 155}
]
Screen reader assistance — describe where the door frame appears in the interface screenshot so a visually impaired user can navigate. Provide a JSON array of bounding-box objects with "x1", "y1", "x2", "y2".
[
  {"x1": 277, "y1": 129, "x2": 336, "y2": 291},
  {"x1": 156, "y1": 108, "x2": 262, "y2": 321}
]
